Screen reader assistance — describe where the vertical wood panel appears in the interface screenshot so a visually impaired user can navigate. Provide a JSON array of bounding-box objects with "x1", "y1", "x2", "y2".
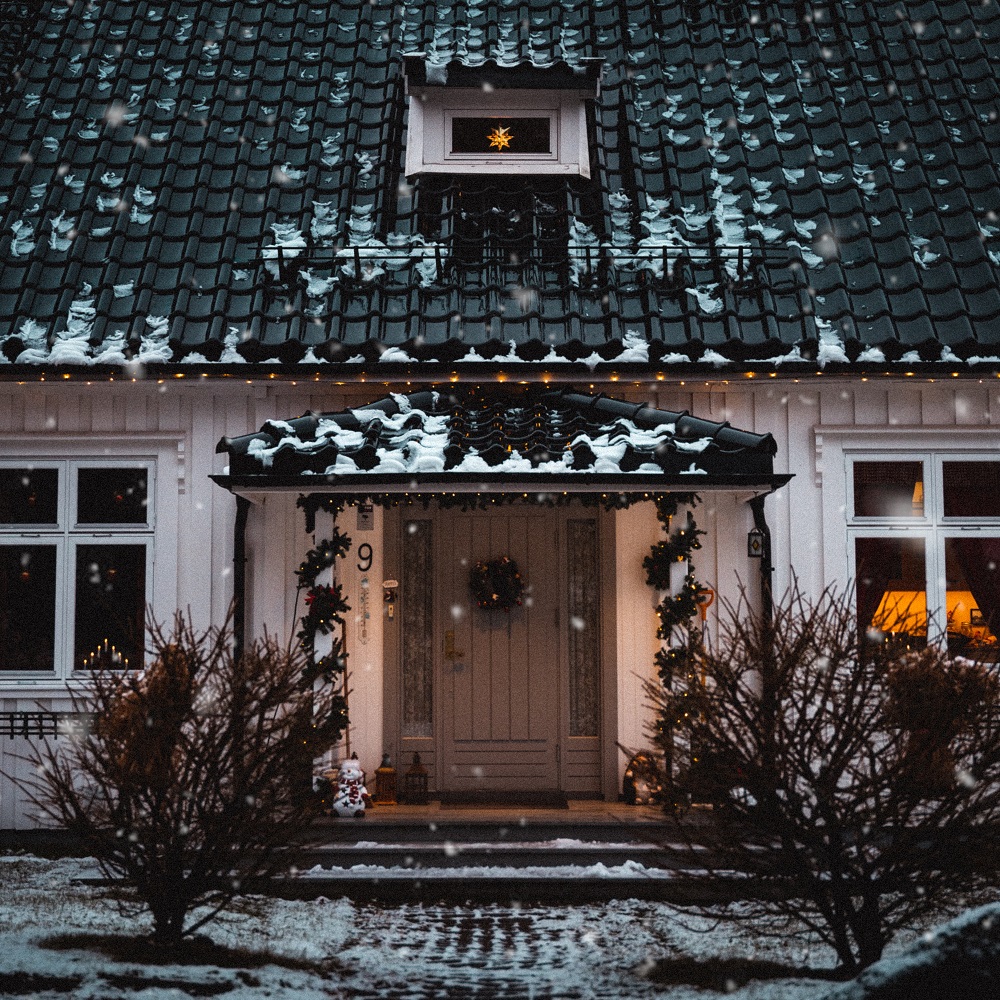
[
  {"x1": 921, "y1": 387, "x2": 955, "y2": 425},
  {"x1": 819, "y1": 387, "x2": 854, "y2": 425},
  {"x1": 56, "y1": 392, "x2": 80, "y2": 432},
  {"x1": 527, "y1": 513, "x2": 554, "y2": 742},
  {"x1": 989, "y1": 392, "x2": 1000, "y2": 426},
  {"x1": 495, "y1": 515, "x2": 515, "y2": 740},
  {"x1": 887, "y1": 387, "x2": 921, "y2": 426},
  {"x1": 91, "y1": 389, "x2": 113, "y2": 432},
  {"x1": 157, "y1": 390, "x2": 181, "y2": 432},
  {"x1": 508, "y1": 516, "x2": 542, "y2": 740},
  {"x1": 112, "y1": 396, "x2": 127, "y2": 432},
  {"x1": 955, "y1": 386, "x2": 988, "y2": 425},
  {"x1": 854, "y1": 387, "x2": 889, "y2": 426},
  {"x1": 23, "y1": 391, "x2": 46, "y2": 432},
  {"x1": 180, "y1": 397, "x2": 217, "y2": 630},
  {"x1": 124, "y1": 393, "x2": 147, "y2": 433},
  {"x1": 77, "y1": 392, "x2": 93, "y2": 432},
  {"x1": 614, "y1": 503, "x2": 660, "y2": 762},
  {"x1": 717, "y1": 389, "x2": 754, "y2": 434},
  {"x1": 451, "y1": 515, "x2": 473, "y2": 742}
]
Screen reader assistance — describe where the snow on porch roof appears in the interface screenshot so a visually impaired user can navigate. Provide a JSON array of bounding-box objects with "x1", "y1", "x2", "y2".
[{"x1": 213, "y1": 386, "x2": 790, "y2": 494}]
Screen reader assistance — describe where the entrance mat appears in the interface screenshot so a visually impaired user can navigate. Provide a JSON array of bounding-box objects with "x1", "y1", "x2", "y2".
[{"x1": 438, "y1": 790, "x2": 569, "y2": 809}]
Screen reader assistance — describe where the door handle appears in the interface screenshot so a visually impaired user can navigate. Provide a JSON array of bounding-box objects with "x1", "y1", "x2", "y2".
[{"x1": 444, "y1": 629, "x2": 464, "y2": 660}]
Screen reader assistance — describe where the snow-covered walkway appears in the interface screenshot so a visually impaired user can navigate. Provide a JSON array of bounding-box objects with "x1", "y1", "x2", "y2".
[{"x1": 0, "y1": 854, "x2": 837, "y2": 999}]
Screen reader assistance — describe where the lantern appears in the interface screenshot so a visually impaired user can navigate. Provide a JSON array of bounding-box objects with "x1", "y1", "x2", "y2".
[
  {"x1": 747, "y1": 527, "x2": 765, "y2": 558},
  {"x1": 402, "y1": 752, "x2": 429, "y2": 805},
  {"x1": 373, "y1": 753, "x2": 397, "y2": 805}
]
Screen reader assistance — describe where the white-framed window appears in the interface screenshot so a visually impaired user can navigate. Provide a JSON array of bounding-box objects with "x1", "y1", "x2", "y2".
[
  {"x1": 0, "y1": 460, "x2": 155, "y2": 678},
  {"x1": 847, "y1": 453, "x2": 1000, "y2": 658},
  {"x1": 405, "y1": 86, "x2": 592, "y2": 177}
]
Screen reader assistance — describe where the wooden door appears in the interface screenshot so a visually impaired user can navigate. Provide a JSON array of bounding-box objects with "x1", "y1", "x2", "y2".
[
  {"x1": 437, "y1": 508, "x2": 561, "y2": 792},
  {"x1": 394, "y1": 504, "x2": 605, "y2": 796}
]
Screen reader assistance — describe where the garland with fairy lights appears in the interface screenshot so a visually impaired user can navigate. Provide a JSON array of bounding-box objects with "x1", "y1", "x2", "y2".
[
  {"x1": 295, "y1": 532, "x2": 352, "y2": 685},
  {"x1": 296, "y1": 491, "x2": 661, "y2": 532},
  {"x1": 643, "y1": 493, "x2": 706, "y2": 792},
  {"x1": 470, "y1": 556, "x2": 524, "y2": 611}
]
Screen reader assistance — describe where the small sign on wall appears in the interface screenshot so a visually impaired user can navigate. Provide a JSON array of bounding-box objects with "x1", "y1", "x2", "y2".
[{"x1": 357, "y1": 503, "x2": 374, "y2": 531}]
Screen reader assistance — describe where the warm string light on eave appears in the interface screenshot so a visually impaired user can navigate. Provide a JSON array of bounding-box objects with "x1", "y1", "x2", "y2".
[{"x1": 11, "y1": 370, "x2": 1000, "y2": 386}]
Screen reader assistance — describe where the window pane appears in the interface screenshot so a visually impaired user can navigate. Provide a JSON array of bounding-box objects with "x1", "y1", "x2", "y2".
[
  {"x1": 945, "y1": 537, "x2": 1000, "y2": 660},
  {"x1": 943, "y1": 462, "x2": 1000, "y2": 517},
  {"x1": 856, "y1": 537, "x2": 927, "y2": 645},
  {"x1": 0, "y1": 545, "x2": 56, "y2": 671},
  {"x1": 853, "y1": 462, "x2": 924, "y2": 517},
  {"x1": 451, "y1": 117, "x2": 551, "y2": 154},
  {"x1": 75, "y1": 545, "x2": 145, "y2": 671},
  {"x1": 77, "y1": 468, "x2": 148, "y2": 524},
  {"x1": 0, "y1": 468, "x2": 58, "y2": 524}
]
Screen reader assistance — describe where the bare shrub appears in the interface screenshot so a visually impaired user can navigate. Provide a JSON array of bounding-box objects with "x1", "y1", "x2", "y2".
[
  {"x1": 647, "y1": 585, "x2": 1000, "y2": 974},
  {"x1": 15, "y1": 612, "x2": 347, "y2": 946}
]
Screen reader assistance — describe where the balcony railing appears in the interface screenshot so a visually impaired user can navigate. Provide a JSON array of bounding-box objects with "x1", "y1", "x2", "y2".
[{"x1": 0, "y1": 711, "x2": 92, "y2": 740}]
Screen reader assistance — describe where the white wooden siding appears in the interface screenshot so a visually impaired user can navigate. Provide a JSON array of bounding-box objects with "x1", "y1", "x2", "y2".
[{"x1": 2, "y1": 377, "x2": 998, "y2": 823}]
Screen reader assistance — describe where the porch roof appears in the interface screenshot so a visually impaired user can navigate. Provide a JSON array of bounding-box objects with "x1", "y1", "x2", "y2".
[{"x1": 213, "y1": 386, "x2": 790, "y2": 495}]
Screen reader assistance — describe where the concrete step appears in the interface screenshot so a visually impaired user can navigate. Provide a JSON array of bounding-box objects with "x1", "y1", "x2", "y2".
[
  {"x1": 262, "y1": 872, "x2": 782, "y2": 905},
  {"x1": 294, "y1": 839, "x2": 710, "y2": 871}
]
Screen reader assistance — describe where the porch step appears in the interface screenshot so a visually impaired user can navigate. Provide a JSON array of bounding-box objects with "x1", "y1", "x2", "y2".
[
  {"x1": 305, "y1": 802, "x2": 695, "y2": 846},
  {"x1": 290, "y1": 804, "x2": 728, "y2": 901},
  {"x1": 294, "y1": 840, "x2": 702, "y2": 871}
]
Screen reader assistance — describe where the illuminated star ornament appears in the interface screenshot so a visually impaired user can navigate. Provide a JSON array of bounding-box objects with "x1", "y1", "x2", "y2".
[{"x1": 487, "y1": 124, "x2": 513, "y2": 151}]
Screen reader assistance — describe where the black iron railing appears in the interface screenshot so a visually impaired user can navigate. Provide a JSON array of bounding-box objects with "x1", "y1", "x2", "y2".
[
  {"x1": 0, "y1": 712, "x2": 92, "y2": 740},
  {"x1": 255, "y1": 243, "x2": 803, "y2": 294}
]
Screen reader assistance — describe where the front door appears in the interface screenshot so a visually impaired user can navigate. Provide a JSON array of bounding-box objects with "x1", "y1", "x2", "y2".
[
  {"x1": 394, "y1": 503, "x2": 604, "y2": 797},
  {"x1": 438, "y1": 508, "x2": 561, "y2": 792}
]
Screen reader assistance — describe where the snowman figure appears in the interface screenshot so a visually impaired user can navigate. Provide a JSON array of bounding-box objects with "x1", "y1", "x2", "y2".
[{"x1": 331, "y1": 757, "x2": 369, "y2": 818}]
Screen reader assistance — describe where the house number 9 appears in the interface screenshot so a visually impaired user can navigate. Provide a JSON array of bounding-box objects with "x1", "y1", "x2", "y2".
[{"x1": 357, "y1": 543, "x2": 373, "y2": 572}]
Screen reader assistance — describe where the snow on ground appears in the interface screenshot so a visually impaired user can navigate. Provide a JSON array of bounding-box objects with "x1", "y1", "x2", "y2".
[
  {"x1": 0, "y1": 854, "x2": 841, "y2": 999},
  {"x1": 6, "y1": 855, "x2": 996, "y2": 999}
]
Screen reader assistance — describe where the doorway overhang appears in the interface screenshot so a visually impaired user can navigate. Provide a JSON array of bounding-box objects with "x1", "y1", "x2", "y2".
[{"x1": 212, "y1": 385, "x2": 793, "y2": 498}]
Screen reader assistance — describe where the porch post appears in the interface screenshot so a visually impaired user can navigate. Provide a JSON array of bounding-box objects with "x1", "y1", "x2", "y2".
[
  {"x1": 748, "y1": 494, "x2": 773, "y2": 630},
  {"x1": 233, "y1": 495, "x2": 251, "y2": 662}
]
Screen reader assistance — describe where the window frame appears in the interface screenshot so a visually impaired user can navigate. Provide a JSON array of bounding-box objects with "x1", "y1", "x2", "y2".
[
  {"x1": 845, "y1": 449, "x2": 1000, "y2": 648},
  {"x1": 848, "y1": 454, "x2": 931, "y2": 524},
  {"x1": 406, "y1": 86, "x2": 592, "y2": 178},
  {"x1": 0, "y1": 456, "x2": 158, "y2": 683}
]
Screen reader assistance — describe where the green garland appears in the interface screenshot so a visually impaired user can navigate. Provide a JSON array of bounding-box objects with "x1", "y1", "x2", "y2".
[
  {"x1": 297, "y1": 491, "x2": 668, "y2": 532},
  {"x1": 643, "y1": 493, "x2": 705, "y2": 748},
  {"x1": 296, "y1": 533, "x2": 352, "y2": 687}
]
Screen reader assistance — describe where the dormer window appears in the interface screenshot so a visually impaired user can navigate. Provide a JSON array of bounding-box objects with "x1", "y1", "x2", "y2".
[{"x1": 404, "y1": 57, "x2": 600, "y2": 178}]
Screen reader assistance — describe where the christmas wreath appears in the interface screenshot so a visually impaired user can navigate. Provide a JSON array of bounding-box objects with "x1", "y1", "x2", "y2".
[{"x1": 470, "y1": 556, "x2": 524, "y2": 611}]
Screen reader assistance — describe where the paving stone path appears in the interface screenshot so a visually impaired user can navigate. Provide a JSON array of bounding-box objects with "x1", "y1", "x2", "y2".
[{"x1": 333, "y1": 900, "x2": 671, "y2": 999}]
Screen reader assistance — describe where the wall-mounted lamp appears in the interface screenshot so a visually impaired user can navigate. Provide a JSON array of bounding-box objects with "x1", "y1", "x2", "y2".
[{"x1": 747, "y1": 527, "x2": 765, "y2": 559}]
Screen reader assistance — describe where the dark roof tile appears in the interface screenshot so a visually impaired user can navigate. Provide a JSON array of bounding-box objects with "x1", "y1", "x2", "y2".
[
  {"x1": 216, "y1": 385, "x2": 782, "y2": 486},
  {"x1": 1, "y1": 0, "x2": 999, "y2": 370}
]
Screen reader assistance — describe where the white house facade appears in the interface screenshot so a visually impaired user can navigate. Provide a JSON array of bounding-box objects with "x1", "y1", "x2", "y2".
[{"x1": 2, "y1": 0, "x2": 1000, "y2": 826}]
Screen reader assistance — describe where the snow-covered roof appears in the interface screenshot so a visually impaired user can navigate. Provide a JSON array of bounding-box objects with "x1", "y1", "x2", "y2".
[
  {"x1": 215, "y1": 386, "x2": 786, "y2": 490},
  {"x1": 1, "y1": 1, "x2": 1000, "y2": 372}
]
